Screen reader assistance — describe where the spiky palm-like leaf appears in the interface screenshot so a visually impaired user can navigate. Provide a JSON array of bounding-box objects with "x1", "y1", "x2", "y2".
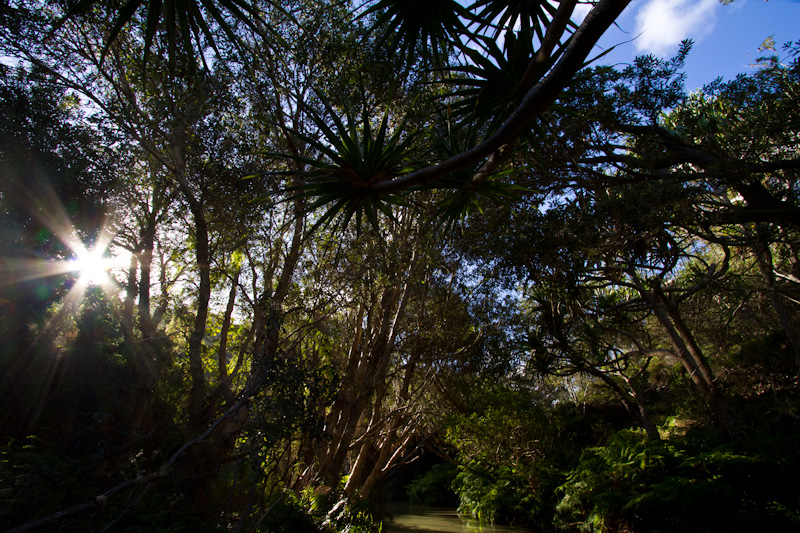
[
  {"x1": 421, "y1": 109, "x2": 527, "y2": 227},
  {"x1": 444, "y1": 30, "x2": 560, "y2": 132},
  {"x1": 281, "y1": 94, "x2": 418, "y2": 233},
  {"x1": 433, "y1": 169, "x2": 524, "y2": 224},
  {"x1": 55, "y1": 0, "x2": 285, "y2": 71},
  {"x1": 467, "y1": 0, "x2": 575, "y2": 43},
  {"x1": 362, "y1": 0, "x2": 470, "y2": 66}
]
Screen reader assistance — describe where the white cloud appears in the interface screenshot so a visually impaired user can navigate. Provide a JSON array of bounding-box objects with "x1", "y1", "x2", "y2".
[
  {"x1": 572, "y1": 3, "x2": 593, "y2": 25},
  {"x1": 633, "y1": 0, "x2": 719, "y2": 57}
]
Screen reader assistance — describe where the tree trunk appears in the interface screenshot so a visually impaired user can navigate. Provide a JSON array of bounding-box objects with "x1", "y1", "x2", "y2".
[
  {"x1": 123, "y1": 252, "x2": 137, "y2": 322},
  {"x1": 169, "y1": 139, "x2": 210, "y2": 424},
  {"x1": 651, "y1": 291, "x2": 739, "y2": 437},
  {"x1": 218, "y1": 268, "x2": 240, "y2": 400},
  {"x1": 352, "y1": 340, "x2": 423, "y2": 497},
  {"x1": 619, "y1": 374, "x2": 660, "y2": 441},
  {"x1": 594, "y1": 371, "x2": 660, "y2": 441},
  {"x1": 754, "y1": 240, "x2": 800, "y2": 365}
]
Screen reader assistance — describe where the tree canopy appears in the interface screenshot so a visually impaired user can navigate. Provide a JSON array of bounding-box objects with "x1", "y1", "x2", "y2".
[{"x1": 1, "y1": 1, "x2": 800, "y2": 532}]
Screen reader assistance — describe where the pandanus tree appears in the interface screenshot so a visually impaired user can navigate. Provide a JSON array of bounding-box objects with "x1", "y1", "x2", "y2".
[
  {"x1": 0, "y1": 0, "x2": 643, "y2": 530},
  {"x1": 49, "y1": 0, "x2": 633, "y2": 206}
]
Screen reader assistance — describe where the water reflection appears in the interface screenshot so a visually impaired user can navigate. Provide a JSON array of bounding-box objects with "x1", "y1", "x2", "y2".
[{"x1": 382, "y1": 503, "x2": 532, "y2": 533}]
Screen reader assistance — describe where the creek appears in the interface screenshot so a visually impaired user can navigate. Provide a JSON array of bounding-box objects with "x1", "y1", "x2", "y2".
[{"x1": 381, "y1": 502, "x2": 533, "y2": 533}]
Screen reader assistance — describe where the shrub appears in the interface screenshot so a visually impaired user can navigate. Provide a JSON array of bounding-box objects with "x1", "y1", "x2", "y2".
[
  {"x1": 406, "y1": 462, "x2": 459, "y2": 506},
  {"x1": 556, "y1": 429, "x2": 800, "y2": 532}
]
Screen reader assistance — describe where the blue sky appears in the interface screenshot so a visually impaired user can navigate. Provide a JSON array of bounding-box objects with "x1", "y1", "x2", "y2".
[{"x1": 590, "y1": 0, "x2": 800, "y2": 92}]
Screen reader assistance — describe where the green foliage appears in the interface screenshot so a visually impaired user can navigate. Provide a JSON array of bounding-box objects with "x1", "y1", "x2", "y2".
[
  {"x1": 250, "y1": 356, "x2": 338, "y2": 450},
  {"x1": 556, "y1": 429, "x2": 800, "y2": 532},
  {"x1": 260, "y1": 493, "x2": 323, "y2": 533},
  {"x1": 453, "y1": 461, "x2": 545, "y2": 526},
  {"x1": 282, "y1": 92, "x2": 416, "y2": 233},
  {"x1": 406, "y1": 462, "x2": 458, "y2": 506},
  {"x1": 446, "y1": 32, "x2": 538, "y2": 128},
  {"x1": 421, "y1": 112, "x2": 527, "y2": 228},
  {"x1": 56, "y1": 0, "x2": 284, "y2": 73},
  {"x1": 363, "y1": 0, "x2": 468, "y2": 66},
  {"x1": 468, "y1": 0, "x2": 572, "y2": 43},
  {"x1": 612, "y1": 41, "x2": 691, "y2": 122},
  {"x1": 290, "y1": 482, "x2": 383, "y2": 533},
  {"x1": 0, "y1": 65, "x2": 108, "y2": 255},
  {"x1": 442, "y1": 377, "x2": 589, "y2": 527},
  {"x1": 320, "y1": 494, "x2": 383, "y2": 533}
]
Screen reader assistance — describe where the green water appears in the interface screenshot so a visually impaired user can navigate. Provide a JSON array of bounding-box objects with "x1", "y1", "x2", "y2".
[{"x1": 381, "y1": 503, "x2": 532, "y2": 533}]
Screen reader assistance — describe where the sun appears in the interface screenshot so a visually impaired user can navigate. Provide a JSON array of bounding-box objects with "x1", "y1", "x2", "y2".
[{"x1": 68, "y1": 246, "x2": 122, "y2": 287}]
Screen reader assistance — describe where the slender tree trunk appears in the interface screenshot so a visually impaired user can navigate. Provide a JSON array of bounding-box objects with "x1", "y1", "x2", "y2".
[
  {"x1": 152, "y1": 250, "x2": 169, "y2": 328},
  {"x1": 188, "y1": 212, "x2": 211, "y2": 421},
  {"x1": 651, "y1": 291, "x2": 739, "y2": 437},
  {"x1": 137, "y1": 224, "x2": 157, "y2": 338},
  {"x1": 619, "y1": 374, "x2": 660, "y2": 441},
  {"x1": 754, "y1": 241, "x2": 800, "y2": 365},
  {"x1": 119, "y1": 250, "x2": 160, "y2": 386},
  {"x1": 123, "y1": 253, "x2": 137, "y2": 322},
  {"x1": 593, "y1": 370, "x2": 660, "y2": 440},
  {"x1": 355, "y1": 350, "x2": 420, "y2": 497},
  {"x1": 218, "y1": 268, "x2": 240, "y2": 400},
  {"x1": 169, "y1": 138, "x2": 210, "y2": 423}
]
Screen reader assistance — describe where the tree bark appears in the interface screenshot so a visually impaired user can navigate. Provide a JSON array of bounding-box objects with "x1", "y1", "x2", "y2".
[
  {"x1": 169, "y1": 137, "x2": 210, "y2": 423},
  {"x1": 593, "y1": 370, "x2": 660, "y2": 441},
  {"x1": 753, "y1": 238, "x2": 800, "y2": 365},
  {"x1": 651, "y1": 290, "x2": 739, "y2": 437},
  {"x1": 218, "y1": 268, "x2": 240, "y2": 400}
]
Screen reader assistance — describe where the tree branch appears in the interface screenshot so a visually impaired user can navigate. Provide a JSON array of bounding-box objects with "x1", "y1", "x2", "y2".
[{"x1": 369, "y1": 0, "x2": 632, "y2": 195}]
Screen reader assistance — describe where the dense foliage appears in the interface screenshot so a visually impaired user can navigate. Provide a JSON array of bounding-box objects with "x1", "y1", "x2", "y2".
[{"x1": 1, "y1": 1, "x2": 799, "y2": 532}]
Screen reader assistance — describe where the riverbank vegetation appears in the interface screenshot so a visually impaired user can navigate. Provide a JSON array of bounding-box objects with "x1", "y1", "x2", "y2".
[{"x1": 1, "y1": 1, "x2": 799, "y2": 531}]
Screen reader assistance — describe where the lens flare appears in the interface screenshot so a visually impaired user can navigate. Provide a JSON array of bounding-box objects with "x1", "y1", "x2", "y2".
[{"x1": 68, "y1": 245, "x2": 119, "y2": 287}]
